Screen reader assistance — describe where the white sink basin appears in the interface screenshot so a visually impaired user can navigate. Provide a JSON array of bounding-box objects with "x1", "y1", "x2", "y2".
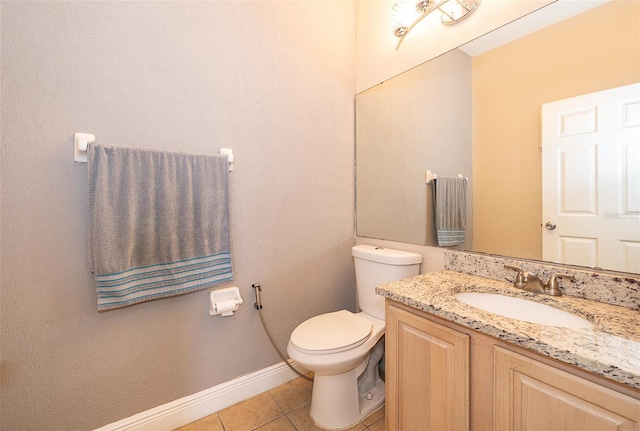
[{"x1": 454, "y1": 292, "x2": 594, "y2": 328}]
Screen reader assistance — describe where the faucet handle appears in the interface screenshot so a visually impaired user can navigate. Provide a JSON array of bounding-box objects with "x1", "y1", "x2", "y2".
[
  {"x1": 504, "y1": 265, "x2": 524, "y2": 287},
  {"x1": 546, "y1": 273, "x2": 574, "y2": 296},
  {"x1": 504, "y1": 264, "x2": 522, "y2": 274}
]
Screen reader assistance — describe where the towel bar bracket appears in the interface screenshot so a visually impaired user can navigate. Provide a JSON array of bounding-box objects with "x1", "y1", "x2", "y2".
[
  {"x1": 220, "y1": 148, "x2": 234, "y2": 172},
  {"x1": 74, "y1": 132, "x2": 95, "y2": 163}
]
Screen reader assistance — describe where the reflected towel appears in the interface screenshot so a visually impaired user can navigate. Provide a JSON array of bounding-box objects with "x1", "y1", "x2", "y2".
[
  {"x1": 88, "y1": 143, "x2": 233, "y2": 310},
  {"x1": 432, "y1": 176, "x2": 467, "y2": 246}
]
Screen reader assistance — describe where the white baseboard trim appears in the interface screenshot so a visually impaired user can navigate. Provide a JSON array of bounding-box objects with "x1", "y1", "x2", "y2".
[{"x1": 94, "y1": 361, "x2": 307, "y2": 431}]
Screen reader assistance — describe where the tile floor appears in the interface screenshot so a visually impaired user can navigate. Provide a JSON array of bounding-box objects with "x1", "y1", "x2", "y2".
[{"x1": 174, "y1": 374, "x2": 385, "y2": 431}]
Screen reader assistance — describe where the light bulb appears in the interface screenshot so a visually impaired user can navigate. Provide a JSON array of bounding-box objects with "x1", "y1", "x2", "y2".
[{"x1": 392, "y1": 1, "x2": 419, "y2": 37}]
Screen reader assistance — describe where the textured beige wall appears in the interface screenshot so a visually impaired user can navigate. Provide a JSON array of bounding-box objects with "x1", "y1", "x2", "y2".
[
  {"x1": 472, "y1": 1, "x2": 640, "y2": 259},
  {"x1": 0, "y1": 2, "x2": 355, "y2": 430}
]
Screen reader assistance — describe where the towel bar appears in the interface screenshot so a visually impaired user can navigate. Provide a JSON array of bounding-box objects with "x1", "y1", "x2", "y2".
[
  {"x1": 425, "y1": 169, "x2": 467, "y2": 184},
  {"x1": 73, "y1": 132, "x2": 234, "y2": 171}
]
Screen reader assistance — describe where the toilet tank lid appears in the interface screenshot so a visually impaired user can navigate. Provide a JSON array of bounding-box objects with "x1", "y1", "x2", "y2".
[{"x1": 352, "y1": 245, "x2": 422, "y2": 265}]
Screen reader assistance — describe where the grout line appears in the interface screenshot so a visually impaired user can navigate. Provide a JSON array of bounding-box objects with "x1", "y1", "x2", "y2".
[
  {"x1": 249, "y1": 391, "x2": 287, "y2": 431},
  {"x1": 218, "y1": 413, "x2": 227, "y2": 431},
  {"x1": 284, "y1": 415, "x2": 299, "y2": 431}
]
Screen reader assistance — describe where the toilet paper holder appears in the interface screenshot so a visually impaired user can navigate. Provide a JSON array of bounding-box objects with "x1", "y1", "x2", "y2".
[{"x1": 209, "y1": 287, "x2": 243, "y2": 317}]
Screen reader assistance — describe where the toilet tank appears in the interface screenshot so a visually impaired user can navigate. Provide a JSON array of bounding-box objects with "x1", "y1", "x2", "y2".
[{"x1": 352, "y1": 245, "x2": 422, "y2": 320}]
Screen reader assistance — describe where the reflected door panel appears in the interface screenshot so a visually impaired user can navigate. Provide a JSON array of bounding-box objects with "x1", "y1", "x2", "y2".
[{"x1": 542, "y1": 83, "x2": 640, "y2": 273}]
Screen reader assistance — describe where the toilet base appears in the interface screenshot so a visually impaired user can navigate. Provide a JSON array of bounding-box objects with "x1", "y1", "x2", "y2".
[
  {"x1": 309, "y1": 370, "x2": 384, "y2": 430},
  {"x1": 356, "y1": 377, "x2": 385, "y2": 423},
  {"x1": 309, "y1": 338, "x2": 385, "y2": 430}
]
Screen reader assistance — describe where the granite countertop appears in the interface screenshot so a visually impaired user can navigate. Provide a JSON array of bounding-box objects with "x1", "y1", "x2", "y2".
[{"x1": 376, "y1": 269, "x2": 640, "y2": 389}]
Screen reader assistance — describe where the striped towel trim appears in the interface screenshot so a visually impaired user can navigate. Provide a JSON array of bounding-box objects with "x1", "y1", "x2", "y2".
[
  {"x1": 436, "y1": 229, "x2": 466, "y2": 247},
  {"x1": 96, "y1": 253, "x2": 232, "y2": 310}
]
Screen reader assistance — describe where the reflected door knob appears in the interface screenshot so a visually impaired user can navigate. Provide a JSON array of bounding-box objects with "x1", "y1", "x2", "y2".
[{"x1": 545, "y1": 222, "x2": 556, "y2": 230}]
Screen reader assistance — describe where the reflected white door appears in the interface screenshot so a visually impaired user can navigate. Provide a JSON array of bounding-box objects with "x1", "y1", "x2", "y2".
[{"x1": 542, "y1": 83, "x2": 640, "y2": 273}]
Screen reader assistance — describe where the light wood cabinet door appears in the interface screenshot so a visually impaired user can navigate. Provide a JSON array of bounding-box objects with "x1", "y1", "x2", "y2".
[
  {"x1": 494, "y1": 346, "x2": 640, "y2": 430},
  {"x1": 386, "y1": 302, "x2": 470, "y2": 431}
]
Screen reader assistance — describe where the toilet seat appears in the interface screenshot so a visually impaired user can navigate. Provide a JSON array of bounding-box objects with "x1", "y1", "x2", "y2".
[{"x1": 290, "y1": 310, "x2": 372, "y2": 355}]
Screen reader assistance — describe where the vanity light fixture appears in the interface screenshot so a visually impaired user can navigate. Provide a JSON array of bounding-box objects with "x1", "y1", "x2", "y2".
[{"x1": 392, "y1": 0, "x2": 481, "y2": 50}]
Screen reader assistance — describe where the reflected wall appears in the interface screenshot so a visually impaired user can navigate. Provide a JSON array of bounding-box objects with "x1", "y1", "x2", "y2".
[
  {"x1": 472, "y1": 0, "x2": 640, "y2": 259},
  {"x1": 356, "y1": 49, "x2": 472, "y2": 247},
  {"x1": 356, "y1": 1, "x2": 640, "y2": 273}
]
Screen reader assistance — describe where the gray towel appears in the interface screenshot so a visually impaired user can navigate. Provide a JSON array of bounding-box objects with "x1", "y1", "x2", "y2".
[
  {"x1": 88, "y1": 143, "x2": 233, "y2": 310},
  {"x1": 432, "y1": 176, "x2": 467, "y2": 246}
]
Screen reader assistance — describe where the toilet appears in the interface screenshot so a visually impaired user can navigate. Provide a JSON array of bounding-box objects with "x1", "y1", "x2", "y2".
[{"x1": 287, "y1": 245, "x2": 422, "y2": 430}]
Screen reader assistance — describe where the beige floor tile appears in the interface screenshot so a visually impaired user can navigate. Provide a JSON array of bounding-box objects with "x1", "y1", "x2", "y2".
[
  {"x1": 269, "y1": 376, "x2": 313, "y2": 412},
  {"x1": 173, "y1": 413, "x2": 224, "y2": 431},
  {"x1": 174, "y1": 374, "x2": 382, "y2": 431},
  {"x1": 362, "y1": 406, "x2": 384, "y2": 426},
  {"x1": 367, "y1": 416, "x2": 385, "y2": 431},
  {"x1": 254, "y1": 415, "x2": 297, "y2": 431},
  {"x1": 219, "y1": 392, "x2": 284, "y2": 431},
  {"x1": 287, "y1": 404, "x2": 367, "y2": 431}
]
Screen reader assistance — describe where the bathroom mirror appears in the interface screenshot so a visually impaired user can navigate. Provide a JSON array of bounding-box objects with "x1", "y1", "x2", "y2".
[{"x1": 355, "y1": 1, "x2": 640, "y2": 274}]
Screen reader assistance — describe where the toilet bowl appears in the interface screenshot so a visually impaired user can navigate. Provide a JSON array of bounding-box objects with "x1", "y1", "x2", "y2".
[
  {"x1": 286, "y1": 245, "x2": 422, "y2": 430},
  {"x1": 287, "y1": 311, "x2": 385, "y2": 430}
]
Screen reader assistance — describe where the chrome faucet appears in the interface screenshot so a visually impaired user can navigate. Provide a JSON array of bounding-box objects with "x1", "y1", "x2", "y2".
[{"x1": 504, "y1": 265, "x2": 574, "y2": 296}]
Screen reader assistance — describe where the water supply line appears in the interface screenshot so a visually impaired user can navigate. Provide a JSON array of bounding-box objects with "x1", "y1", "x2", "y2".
[{"x1": 253, "y1": 283, "x2": 313, "y2": 382}]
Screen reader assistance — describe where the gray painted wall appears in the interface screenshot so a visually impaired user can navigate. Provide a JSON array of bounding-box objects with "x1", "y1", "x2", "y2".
[{"x1": 0, "y1": 2, "x2": 355, "y2": 429}]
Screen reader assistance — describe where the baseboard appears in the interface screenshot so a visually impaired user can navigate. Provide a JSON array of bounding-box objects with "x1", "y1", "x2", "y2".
[{"x1": 94, "y1": 361, "x2": 307, "y2": 431}]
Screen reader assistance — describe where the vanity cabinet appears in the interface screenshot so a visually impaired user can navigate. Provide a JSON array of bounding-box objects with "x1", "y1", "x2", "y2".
[
  {"x1": 385, "y1": 301, "x2": 470, "y2": 431},
  {"x1": 495, "y1": 347, "x2": 640, "y2": 430},
  {"x1": 385, "y1": 300, "x2": 640, "y2": 430}
]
